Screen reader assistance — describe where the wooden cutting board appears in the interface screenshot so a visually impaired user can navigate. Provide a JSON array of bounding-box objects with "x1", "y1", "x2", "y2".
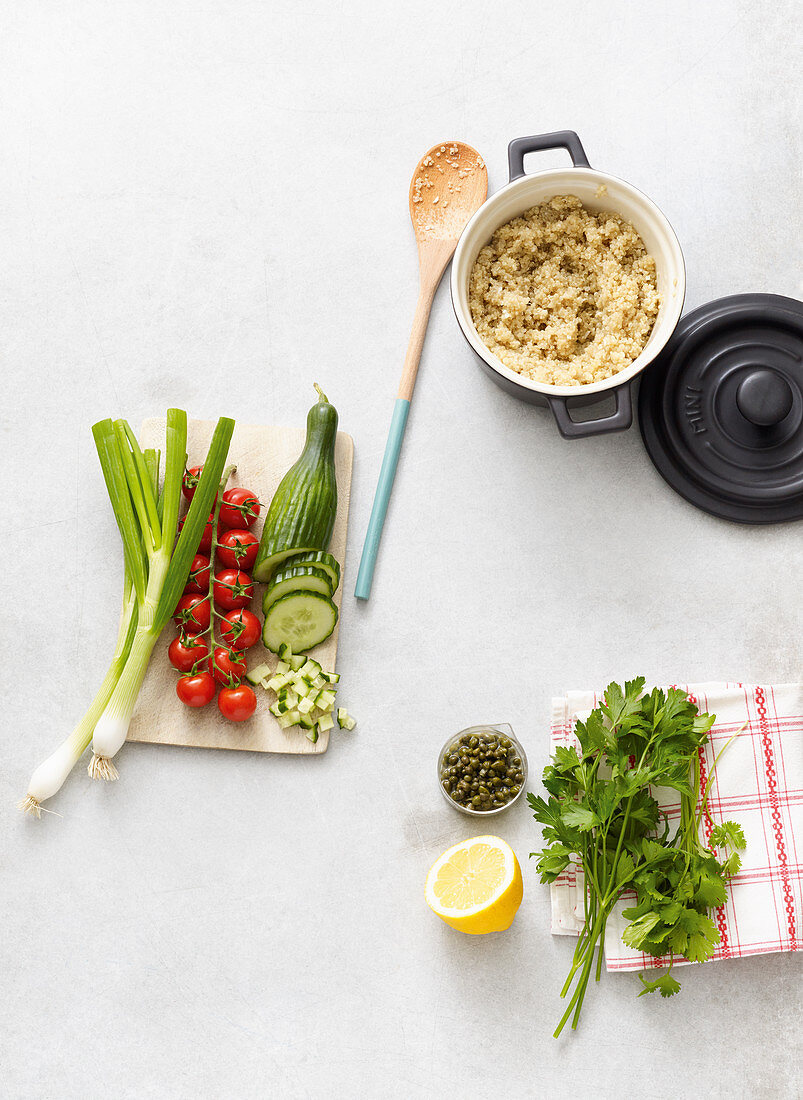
[{"x1": 127, "y1": 417, "x2": 353, "y2": 755}]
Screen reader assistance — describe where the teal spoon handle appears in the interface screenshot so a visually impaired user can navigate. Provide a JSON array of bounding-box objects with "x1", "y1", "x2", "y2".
[{"x1": 354, "y1": 398, "x2": 411, "y2": 600}]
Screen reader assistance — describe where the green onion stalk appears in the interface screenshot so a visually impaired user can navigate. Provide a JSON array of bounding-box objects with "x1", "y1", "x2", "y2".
[
  {"x1": 88, "y1": 410, "x2": 235, "y2": 780},
  {"x1": 18, "y1": 445, "x2": 163, "y2": 815}
]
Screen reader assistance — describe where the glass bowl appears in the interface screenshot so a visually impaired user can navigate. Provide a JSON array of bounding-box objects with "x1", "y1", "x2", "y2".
[{"x1": 437, "y1": 723, "x2": 528, "y2": 817}]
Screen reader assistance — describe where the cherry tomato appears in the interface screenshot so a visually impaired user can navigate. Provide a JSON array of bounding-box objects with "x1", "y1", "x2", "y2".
[
  {"x1": 217, "y1": 529, "x2": 259, "y2": 571},
  {"x1": 219, "y1": 487, "x2": 260, "y2": 530},
  {"x1": 168, "y1": 634, "x2": 210, "y2": 673},
  {"x1": 181, "y1": 465, "x2": 204, "y2": 502},
  {"x1": 213, "y1": 568, "x2": 253, "y2": 610},
  {"x1": 208, "y1": 645, "x2": 248, "y2": 685},
  {"x1": 176, "y1": 671, "x2": 216, "y2": 708},
  {"x1": 218, "y1": 683, "x2": 257, "y2": 722},
  {"x1": 184, "y1": 553, "x2": 211, "y2": 594},
  {"x1": 219, "y1": 608, "x2": 261, "y2": 649},
  {"x1": 173, "y1": 593, "x2": 211, "y2": 634},
  {"x1": 178, "y1": 513, "x2": 218, "y2": 554}
]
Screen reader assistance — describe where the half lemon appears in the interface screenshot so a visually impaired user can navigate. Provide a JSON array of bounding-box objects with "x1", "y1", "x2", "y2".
[{"x1": 425, "y1": 835, "x2": 523, "y2": 935}]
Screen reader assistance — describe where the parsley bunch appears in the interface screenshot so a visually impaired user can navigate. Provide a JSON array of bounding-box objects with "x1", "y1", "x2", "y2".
[{"x1": 529, "y1": 679, "x2": 745, "y2": 1037}]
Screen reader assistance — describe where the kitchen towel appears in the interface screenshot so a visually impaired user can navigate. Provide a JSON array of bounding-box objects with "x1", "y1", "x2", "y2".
[{"x1": 549, "y1": 683, "x2": 802, "y2": 971}]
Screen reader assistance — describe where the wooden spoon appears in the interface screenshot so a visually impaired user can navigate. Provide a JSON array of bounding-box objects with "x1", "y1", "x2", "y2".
[{"x1": 354, "y1": 142, "x2": 488, "y2": 600}]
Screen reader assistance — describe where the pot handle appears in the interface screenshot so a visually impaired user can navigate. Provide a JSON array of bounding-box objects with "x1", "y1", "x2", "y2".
[
  {"x1": 546, "y1": 384, "x2": 633, "y2": 439},
  {"x1": 508, "y1": 131, "x2": 590, "y2": 180}
]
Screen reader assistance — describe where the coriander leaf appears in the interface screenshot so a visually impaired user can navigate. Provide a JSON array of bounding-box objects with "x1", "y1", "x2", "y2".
[
  {"x1": 709, "y1": 820, "x2": 746, "y2": 851},
  {"x1": 592, "y1": 780, "x2": 621, "y2": 823},
  {"x1": 615, "y1": 851, "x2": 636, "y2": 887},
  {"x1": 553, "y1": 744, "x2": 581, "y2": 772},
  {"x1": 622, "y1": 911, "x2": 663, "y2": 949},
  {"x1": 533, "y1": 844, "x2": 572, "y2": 883},
  {"x1": 721, "y1": 852, "x2": 742, "y2": 877},
  {"x1": 658, "y1": 899, "x2": 683, "y2": 924},
  {"x1": 561, "y1": 802, "x2": 599, "y2": 831},
  {"x1": 686, "y1": 926, "x2": 719, "y2": 963},
  {"x1": 601, "y1": 678, "x2": 645, "y2": 727},
  {"x1": 667, "y1": 925, "x2": 688, "y2": 954},
  {"x1": 637, "y1": 970, "x2": 681, "y2": 998}
]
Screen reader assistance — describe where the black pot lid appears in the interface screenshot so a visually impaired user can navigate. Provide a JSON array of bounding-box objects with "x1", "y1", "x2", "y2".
[{"x1": 638, "y1": 293, "x2": 803, "y2": 524}]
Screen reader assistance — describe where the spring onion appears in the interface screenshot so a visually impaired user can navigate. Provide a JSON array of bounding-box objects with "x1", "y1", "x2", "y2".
[
  {"x1": 88, "y1": 410, "x2": 234, "y2": 779},
  {"x1": 18, "y1": 447, "x2": 162, "y2": 815}
]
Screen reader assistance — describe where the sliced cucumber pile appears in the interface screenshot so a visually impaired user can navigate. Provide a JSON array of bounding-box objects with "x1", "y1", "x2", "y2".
[
  {"x1": 263, "y1": 565, "x2": 333, "y2": 614},
  {"x1": 262, "y1": 591, "x2": 338, "y2": 654},
  {"x1": 284, "y1": 550, "x2": 341, "y2": 594},
  {"x1": 249, "y1": 645, "x2": 356, "y2": 742}
]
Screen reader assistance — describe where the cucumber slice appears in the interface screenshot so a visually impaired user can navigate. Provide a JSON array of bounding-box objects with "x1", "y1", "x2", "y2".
[
  {"x1": 246, "y1": 663, "x2": 273, "y2": 686},
  {"x1": 262, "y1": 591, "x2": 338, "y2": 654},
  {"x1": 262, "y1": 567, "x2": 333, "y2": 615},
  {"x1": 284, "y1": 551, "x2": 341, "y2": 593}
]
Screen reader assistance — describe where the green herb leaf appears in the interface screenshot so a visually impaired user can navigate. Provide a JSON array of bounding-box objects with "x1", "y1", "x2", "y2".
[
  {"x1": 637, "y1": 970, "x2": 681, "y2": 998},
  {"x1": 709, "y1": 820, "x2": 746, "y2": 851}
]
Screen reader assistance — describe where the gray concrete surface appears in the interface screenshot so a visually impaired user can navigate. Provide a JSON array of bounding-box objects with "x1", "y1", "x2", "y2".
[{"x1": 2, "y1": 2, "x2": 801, "y2": 1097}]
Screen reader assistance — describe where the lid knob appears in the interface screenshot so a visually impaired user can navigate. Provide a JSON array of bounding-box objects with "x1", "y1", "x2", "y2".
[{"x1": 735, "y1": 369, "x2": 793, "y2": 427}]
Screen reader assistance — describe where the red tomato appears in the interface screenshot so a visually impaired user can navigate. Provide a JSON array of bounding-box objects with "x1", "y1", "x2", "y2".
[
  {"x1": 184, "y1": 553, "x2": 211, "y2": 594},
  {"x1": 178, "y1": 512, "x2": 218, "y2": 555},
  {"x1": 219, "y1": 487, "x2": 260, "y2": 530},
  {"x1": 181, "y1": 465, "x2": 204, "y2": 502},
  {"x1": 217, "y1": 529, "x2": 259, "y2": 571},
  {"x1": 219, "y1": 608, "x2": 261, "y2": 649},
  {"x1": 176, "y1": 671, "x2": 216, "y2": 708},
  {"x1": 213, "y1": 569, "x2": 253, "y2": 611},
  {"x1": 218, "y1": 683, "x2": 257, "y2": 722},
  {"x1": 168, "y1": 634, "x2": 210, "y2": 673},
  {"x1": 208, "y1": 645, "x2": 248, "y2": 685},
  {"x1": 173, "y1": 593, "x2": 211, "y2": 634}
]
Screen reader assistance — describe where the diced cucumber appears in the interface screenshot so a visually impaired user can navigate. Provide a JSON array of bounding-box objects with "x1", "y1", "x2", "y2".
[
  {"x1": 337, "y1": 708, "x2": 356, "y2": 731},
  {"x1": 317, "y1": 689, "x2": 336, "y2": 712},
  {"x1": 300, "y1": 658, "x2": 322, "y2": 679},
  {"x1": 246, "y1": 663, "x2": 273, "y2": 686},
  {"x1": 298, "y1": 696, "x2": 314, "y2": 715},
  {"x1": 276, "y1": 660, "x2": 291, "y2": 675},
  {"x1": 322, "y1": 671, "x2": 341, "y2": 684},
  {"x1": 278, "y1": 642, "x2": 293, "y2": 661},
  {"x1": 263, "y1": 567, "x2": 333, "y2": 616},
  {"x1": 265, "y1": 675, "x2": 287, "y2": 693},
  {"x1": 262, "y1": 591, "x2": 338, "y2": 654},
  {"x1": 298, "y1": 712, "x2": 316, "y2": 730},
  {"x1": 286, "y1": 709, "x2": 301, "y2": 725},
  {"x1": 312, "y1": 674, "x2": 326, "y2": 690},
  {"x1": 277, "y1": 713, "x2": 295, "y2": 729},
  {"x1": 289, "y1": 654, "x2": 306, "y2": 671},
  {"x1": 305, "y1": 725, "x2": 319, "y2": 744},
  {"x1": 284, "y1": 551, "x2": 341, "y2": 594},
  {"x1": 317, "y1": 713, "x2": 334, "y2": 733},
  {"x1": 269, "y1": 702, "x2": 282, "y2": 717}
]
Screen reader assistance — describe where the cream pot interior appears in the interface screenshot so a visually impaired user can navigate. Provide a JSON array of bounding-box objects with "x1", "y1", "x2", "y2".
[{"x1": 451, "y1": 138, "x2": 686, "y2": 420}]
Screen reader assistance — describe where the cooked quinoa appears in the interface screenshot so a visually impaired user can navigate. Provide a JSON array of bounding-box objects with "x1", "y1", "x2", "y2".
[{"x1": 468, "y1": 195, "x2": 660, "y2": 386}]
